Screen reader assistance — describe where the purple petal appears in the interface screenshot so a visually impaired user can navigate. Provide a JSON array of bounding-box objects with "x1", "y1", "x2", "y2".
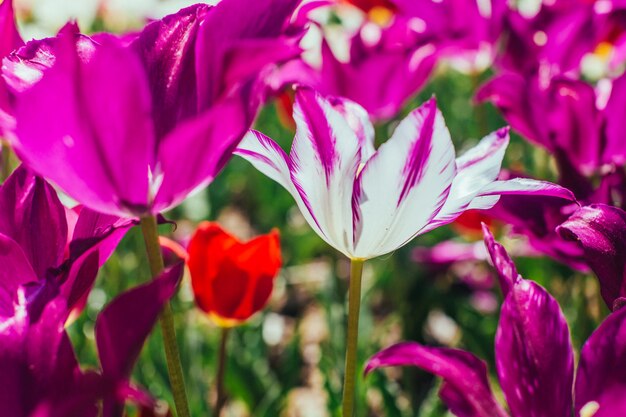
[
  {"x1": 8, "y1": 29, "x2": 155, "y2": 217},
  {"x1": 0, "y1": 234, "x2": 38, "y2": 317},
  {"x1": 352, "y1": 98, "x2": 456, "y2": 258},
  {"x1": 477, "y1": 74, "x2": 602, "y2": 173},
  {"x1": 575, "y1": 307, "x2": 626, "y2": 417},
  {"x1": 194, "y1": 0, "x2": 301, "y2": 109},
  {"x1": 365, "y1": 342, "x2": 508, "y2": 417},
  {"x1": 557, "y1": 204, "x2": 626, "y2": 310},
  {"x1": 0, "y1": 165, "x2": 68, "y2": 277},
  {"x1": 152, "y1": 91, "x2": 252, "y2": 213},
  {"x1": 481, "y1": 225, "x2": 518, "y2": 296},
  {"x1": 484, "y1": 227, "x2": 574, "y2": 417},
  {"x1": 96, "y1": 263, "x2": 183, "y2": 382},
  {"x1": 603, "y1": 72, "x2": 626, "y2": 167},
  {"x1": 131, "y1": 4, "x2": 209, "y2": 139}
]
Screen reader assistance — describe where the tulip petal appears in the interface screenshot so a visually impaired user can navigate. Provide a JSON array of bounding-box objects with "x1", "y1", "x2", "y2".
[
  {"x1": 131, "y1": 4, "x2": 209, "y2": 138},
  {"x1": 352, "y1": 98, "x2": 456, "y2": 258},
  {"x1": 96, "y1": 263, "x2": 183, "y2": 416},
  {"x1": 326, "y1": 96, "x2": 376, "y2": 162},
  {"x1": 153, "y1": 91, "x2": 252, "y2": 213},
  {"x1": 0, "y1": 234, "x2": 38, "y2": 317},
  {"x1": 420, "y1": 128, "x2": 509, "y2": 234},
  {"x1": 194, "y1": 0, "x2": 301, "y2": 108},
  {"x1": 0, "y1": 165, "x2": 68, "y2": 277},
  {"x1": 557, "y1": 204, "x2": 626, "y2": 310},
  {"x1": 9, "y1": 30, "x2": 155, "y2": 217},
  {"x1": 483, "y1": 226, "x2": 574, "y2": 417},
  {"x1": 365, "y1": 342, "x2": 508, "y2": 417},
  {"x1": 287, "y1": 88, "x2": 364, "y2": 255},
  {"x1": 575, "y1": 307, "x2": 626, "y2": 417}
]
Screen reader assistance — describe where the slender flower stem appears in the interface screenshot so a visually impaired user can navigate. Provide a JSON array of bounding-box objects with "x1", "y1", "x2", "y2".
[
  {"x1": 342, "y1": 258, "x2": 365, "y2": 417},
  {"x1": 215, "y1": 327, "x2": 231, "y2": 417},
  {"x1": 140, "y1": 215, "x2": 190, "y2": 417},
  {"x1": 1, "y1": 141, "x2": 11, "y2": 182}
]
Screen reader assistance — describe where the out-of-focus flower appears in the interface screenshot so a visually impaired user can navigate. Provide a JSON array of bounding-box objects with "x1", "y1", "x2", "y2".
[
  {"x1": 0, "y1": 165, "x2": 134, "y2": 321},
  {"x1": 275, "y1": 0, "x2": 504, "y2": 121},
  {"x1": 497, "y1": 0, "x2": 626, "y2": 77},
  {"x1": 187, "y1": 222, "x2": 282, "y2": 327},
  {"x1": 2, "y1": 0, "x2": 302, "y2": 218},
  {"x1": 366, "y1": 225, "x2": 626, "y2": 417},
  {"x1": 274, "y1": 17, "x2": 438, "y2": 121},
  {"x1": 392, "y1": 0, "x2": 506, "y2": 71},
  {"x1": 558, "y1": 204, "x2": 626, "y2": 311},
  {"x1": 0, "y1": 259, "x2": 184, "y2": 417},
  {"x1": 236, "y1": 88, "x2": 574, "y2": 260},
  {"x1": 476, "y1": 74, "x2": 603, "y2": 177},
  {"x1": 0, "y1": 0, "x2": 23, "y2": 135}
]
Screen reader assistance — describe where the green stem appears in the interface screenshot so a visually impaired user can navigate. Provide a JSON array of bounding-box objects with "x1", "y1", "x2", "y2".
[
  {"x1": 1, "y1": 141, "x2": 11, "y2": 182},
  {"x1": 342, "y1": 259, "x2": 365, "y2": 417},
  {"x1": 214, "y1": 327, "x2": 231, "y2": 416},
  {"x1": 140, "y1": 215, "x2": 190, "y2": 417}
]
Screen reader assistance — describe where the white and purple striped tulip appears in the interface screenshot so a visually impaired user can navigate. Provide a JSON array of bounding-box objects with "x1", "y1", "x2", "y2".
[{"x1": 235, "y1": 88, "x2": 574, "y2": 260}]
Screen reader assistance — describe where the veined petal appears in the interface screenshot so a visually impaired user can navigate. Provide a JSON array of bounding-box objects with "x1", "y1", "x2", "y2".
[
  {"x1": 235, "y1": 129, "x2": 330, "y2": 243},
  {"x1": 365, "y1": 342, "x2": 508, "y2": 417},
  {"x1": 575, "y1": 307, "x2": 626, "y2": 417},
  {"x1": 326, "y1": 96, "x2": 376, "y2": 162},
  {"x1": 484, "y1": 226, "x2": 574, "y2": 417},
  {"x1": 421, "y1": 128, "x2": 509, "y2": 234},
  {"x1": 289, "y1": 88, "x2": 362, "y2": 256},
  {"x1": 352, "y1": 99, "x2": 456, "y2": 259},
  {"x1": 462, "y1": 178, "x2": 577, "y2": 215}
]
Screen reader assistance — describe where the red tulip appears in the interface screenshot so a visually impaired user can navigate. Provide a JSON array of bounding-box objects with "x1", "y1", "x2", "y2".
[{"x1": 187, "y1": 222, "x2": 281, "y2": 327}]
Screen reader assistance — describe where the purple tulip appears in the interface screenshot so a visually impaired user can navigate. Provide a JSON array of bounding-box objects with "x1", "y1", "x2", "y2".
[
  {"x1": 2, "y1": 0, "x2": 301, "y2": 217},
  {"x1": 0, "y1": 165, "x2": 134, "y2": 319},
  {"x1": 366, "y1": 225, "x2": 626, "y2": 417},
  {"x1": 0, "y1": 0, "x2": 23, "y2": 134},
  {"x1": 236, "y1": 88, "x2": 574, "y2": 260},
  {"x1": 558, "y1": 204, "x2": 626, "y2": 311},
  {"x1": 477, "y1": 73, "x2": 602, "y2": 177},
  {"x1": 0, "y1": 260, "x2": 184, "y2": 417}
]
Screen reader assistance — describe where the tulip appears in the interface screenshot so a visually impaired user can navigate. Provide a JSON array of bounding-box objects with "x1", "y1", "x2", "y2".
[
  {"x1": 188, "y1": 222, "x2": 282, "y2": 327},
  {"x1": 236, "y1": 88, "x2": 574, "y2": 416},
  {"x1": 187, "y1": 222, "x2": 281, "y2": 414},
  {"x1": 366, "y1": 225, "x2": 626, "y2": 417},
  {"x1": 558, "y1": 204, "x2": 626, "y2": 311}
]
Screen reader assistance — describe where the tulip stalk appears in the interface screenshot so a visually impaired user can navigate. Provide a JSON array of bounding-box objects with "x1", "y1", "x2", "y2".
[
  {"x1": 140, "y1": 215, "x2": 190, "y2": 417},
  {"x1": 342, "y1": 258, "x2": 364, "y2": 417},
  {"x1": 215, "y1": 327, "x2": 231, "y2": 416}
]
